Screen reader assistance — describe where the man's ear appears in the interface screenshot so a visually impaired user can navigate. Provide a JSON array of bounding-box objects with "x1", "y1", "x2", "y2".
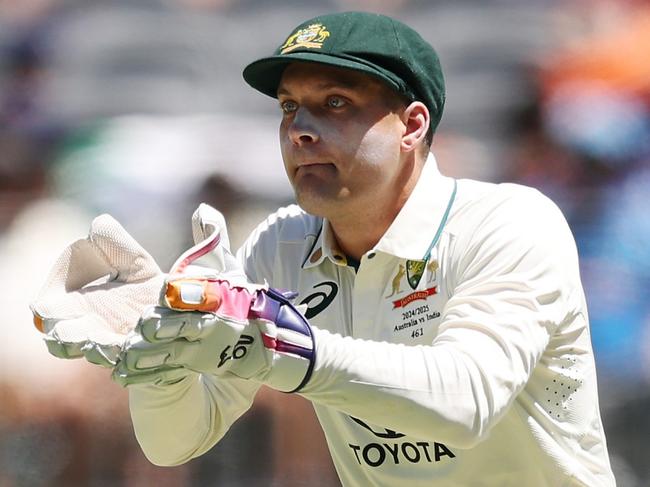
[{"x1": 401, "y1": 101, "x2": 430, "y2": 153}]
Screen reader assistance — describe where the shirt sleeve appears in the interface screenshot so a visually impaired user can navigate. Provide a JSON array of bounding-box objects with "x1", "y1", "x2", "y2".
[
  {"x1": 125, "y1": 211, "x2": 283, "y2": 466},
  {"x1": 128, "y1": 373, "x2": 261, "y2": 466},
  {"x1": 299, "y1": 187, "x2": 583, "y2": 449}
]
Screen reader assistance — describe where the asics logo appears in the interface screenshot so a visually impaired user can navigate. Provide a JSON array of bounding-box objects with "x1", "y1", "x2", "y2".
[{"x1": 299, "y1": 281, "x2": 338, "y2": 319}]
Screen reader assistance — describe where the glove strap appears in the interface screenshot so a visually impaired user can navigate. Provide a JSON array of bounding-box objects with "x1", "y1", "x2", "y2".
[{"x1": 250, "y1": 288, "x2": 316, "y2": 393}]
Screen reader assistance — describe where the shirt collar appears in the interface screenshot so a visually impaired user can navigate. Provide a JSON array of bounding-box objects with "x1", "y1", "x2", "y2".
[
  {"x1": 303, "y1": 219, "x2": 349, "y2": 269},
  {"x1": 302, "y1": 153, "x2": 456, "y2": 268},
  {"x1": 374, "y1": 153, "x2": 456, "y2": 260}
]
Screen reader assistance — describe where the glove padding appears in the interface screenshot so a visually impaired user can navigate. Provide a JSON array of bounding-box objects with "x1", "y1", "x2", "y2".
[
  {"x1": 30, "y1": 203, "x2": 229, "y2": 369},
  {"x1": 30, "y1": 214, "x2": 164, "y2": 367},
  {"x1": 112, "y1": 279, "x2": 316, "y2": 393}
]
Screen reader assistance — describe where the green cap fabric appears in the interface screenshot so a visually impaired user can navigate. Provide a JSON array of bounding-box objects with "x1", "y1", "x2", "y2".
[{"x1": 242, "y1": 11, "x2": 446, "y2": 131}]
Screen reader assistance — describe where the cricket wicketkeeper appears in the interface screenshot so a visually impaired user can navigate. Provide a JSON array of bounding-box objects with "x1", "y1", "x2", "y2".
[{"x1": 31, "y1": 12, "x2": 616, "y2": 486}]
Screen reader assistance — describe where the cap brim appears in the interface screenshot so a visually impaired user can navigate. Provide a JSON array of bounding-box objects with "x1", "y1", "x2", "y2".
[{"x1": 242, "y1": 52, "x2": 404, "y2": 99}]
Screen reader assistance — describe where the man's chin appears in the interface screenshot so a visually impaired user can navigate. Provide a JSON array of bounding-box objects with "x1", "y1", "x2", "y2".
[
  {"x1": 295, "y1": 199, "x2": 328, "y2": 218},
  {"x1": 294, "y1": 191, "x2": 339, "y2": 218}
]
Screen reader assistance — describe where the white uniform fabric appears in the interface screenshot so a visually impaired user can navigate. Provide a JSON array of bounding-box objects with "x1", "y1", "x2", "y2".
[{"x1": 128, "y1": 156, "x2": 616, "y2": 486}]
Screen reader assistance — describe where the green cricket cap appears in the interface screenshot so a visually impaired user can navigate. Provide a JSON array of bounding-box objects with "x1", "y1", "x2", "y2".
[{"x1": 242, "y1": 11, "x2": 446, "y2": 131}]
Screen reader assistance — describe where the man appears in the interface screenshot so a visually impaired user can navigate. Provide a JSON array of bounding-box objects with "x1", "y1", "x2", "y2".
[{"x1": 33, "y1": 12, "x2": 615, "y2": 486}]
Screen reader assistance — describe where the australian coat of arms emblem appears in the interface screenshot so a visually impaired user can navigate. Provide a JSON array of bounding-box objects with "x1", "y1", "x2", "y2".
[{"x1": 281, "y1": 23, "x2": 331, "y2": 54}]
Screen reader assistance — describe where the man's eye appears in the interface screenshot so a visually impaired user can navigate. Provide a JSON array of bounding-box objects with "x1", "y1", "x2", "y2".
[
  {"x1": 280, "y1": 100, "x2": 298, "y2": 114},
  {"x1": 327, "y1": 96, "x2": 346, "y2": 109}
]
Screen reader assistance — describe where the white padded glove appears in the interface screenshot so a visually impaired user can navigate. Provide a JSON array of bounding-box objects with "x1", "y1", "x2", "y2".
[
  {"x1": 112, "y1": 279, "x2": 316, "y2": 392},
  {"x1": 29, "y1": 203, "x2": 228, "y2": 368},
  {"x1": 30, "y1": 215, "x2": 164, "y2": 367},
  {"x1": 112, "y1": 207, "x2": 316, "y2": 392}
]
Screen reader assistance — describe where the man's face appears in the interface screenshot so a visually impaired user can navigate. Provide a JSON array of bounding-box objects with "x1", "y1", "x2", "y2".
[{"x1": 277, "y1": 62, "x2": 408, "y2": 220}]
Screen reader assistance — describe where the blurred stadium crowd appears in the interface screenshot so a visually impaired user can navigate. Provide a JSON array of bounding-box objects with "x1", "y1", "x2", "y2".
[{"x1": 0, "y1": 0, "x2": 648, "y2": 485}]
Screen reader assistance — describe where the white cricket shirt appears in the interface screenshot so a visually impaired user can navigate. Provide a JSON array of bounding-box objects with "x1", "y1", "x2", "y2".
[{"x1": 128, "y1": 156, "x2": 616, "y2": 486}]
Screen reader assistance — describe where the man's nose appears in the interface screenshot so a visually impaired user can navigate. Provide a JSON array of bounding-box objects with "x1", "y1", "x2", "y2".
[{"x1": 287, "y1": 108, "x2": 320, "y2": 146}]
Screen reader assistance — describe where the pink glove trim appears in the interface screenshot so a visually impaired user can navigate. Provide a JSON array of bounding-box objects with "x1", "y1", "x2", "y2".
[
  {"x1": 169, "y1": 230, "x2": 221, "y2": 274},
  {"x1": 165, "y1": 279, "x2": 255, "y2": 320}
]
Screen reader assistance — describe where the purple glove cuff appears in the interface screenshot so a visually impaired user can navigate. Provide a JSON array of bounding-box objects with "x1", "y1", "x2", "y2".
[{"x1": 249, "y1": 288, "x2": 316, "y2": 393}]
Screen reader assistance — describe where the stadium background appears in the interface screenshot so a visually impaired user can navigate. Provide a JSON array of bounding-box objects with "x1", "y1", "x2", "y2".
[{"x1": 0, "y1": 0, "x2": 648, "y2": 485}]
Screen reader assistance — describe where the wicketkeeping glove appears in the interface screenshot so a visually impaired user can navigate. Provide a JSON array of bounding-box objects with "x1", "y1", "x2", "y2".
[
  {"x1": 29, "y1": 203, "x2": 228, "y2": 369},
  {"x1": 29, "y1": 214, "x2": 165, "y2": 367},
  {"x1": 112, "y1": 272, "x2": 316, "y2": 393}
]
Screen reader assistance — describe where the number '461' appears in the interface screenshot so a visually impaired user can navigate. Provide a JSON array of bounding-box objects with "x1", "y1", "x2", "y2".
[{"x1": 411, "y1": 328, "x2": 423, "y2": 338}]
